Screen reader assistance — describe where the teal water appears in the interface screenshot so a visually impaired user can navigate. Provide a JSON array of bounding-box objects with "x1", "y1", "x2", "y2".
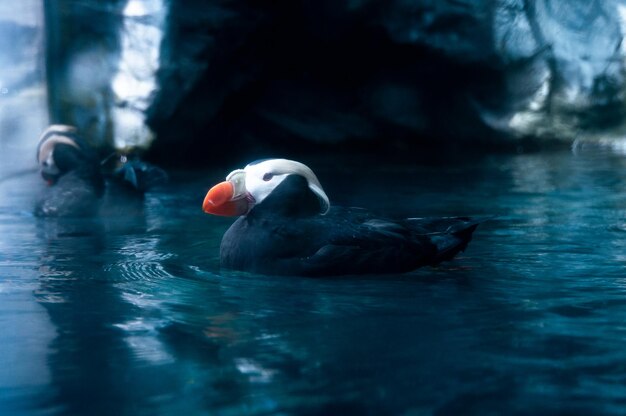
[{"x1": 2, "y1": 149, "x2": 626, "y2": 415}]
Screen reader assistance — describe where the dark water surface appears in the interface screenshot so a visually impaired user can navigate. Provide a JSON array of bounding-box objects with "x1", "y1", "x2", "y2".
[{"x1": 2, "y1": 149, "x2": 626, "y2": 415}]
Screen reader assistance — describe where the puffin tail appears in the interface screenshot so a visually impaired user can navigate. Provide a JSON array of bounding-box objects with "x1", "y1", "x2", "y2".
[{"x1": 427, "y1": 217, "x2": 490, "y2": 264}]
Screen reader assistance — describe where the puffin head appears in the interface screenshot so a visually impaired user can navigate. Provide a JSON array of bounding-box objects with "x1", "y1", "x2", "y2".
[
  {"x1": 36, "y1": 125, "x2": 88, "y2": 184},
  {"x1": 202, "y1": 158, "x2": 330, "y2": 217}
]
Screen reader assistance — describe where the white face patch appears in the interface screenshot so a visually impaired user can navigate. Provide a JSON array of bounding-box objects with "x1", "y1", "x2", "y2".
[
  {"x1": 243, "y1": 162, "x2": 287, "y2": 206},
  {"x1": 234, "y1": 159, "x2": 330, "y2": 214}
]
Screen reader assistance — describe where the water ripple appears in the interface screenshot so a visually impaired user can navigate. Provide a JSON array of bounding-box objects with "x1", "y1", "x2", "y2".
[
  {"x1": 5, "y1": 151, "x2": 626, "y2": 414},
  {"x1": 104, "y1": 260, "x2": 173, "y2": 282}
]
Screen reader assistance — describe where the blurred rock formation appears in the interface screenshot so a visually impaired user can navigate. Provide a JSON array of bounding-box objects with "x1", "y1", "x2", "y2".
[
  {"x1": 0, "y1": 1, "x2": 47, "y2": 170},
  {"x1": 43, "y1": 0, "x2": 626, "y2": 164}
]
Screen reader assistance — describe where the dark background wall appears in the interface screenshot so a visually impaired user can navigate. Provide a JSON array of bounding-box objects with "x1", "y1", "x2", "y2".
[{"x1": 43, "y1": 0, "x2": 626, "y2": 166}]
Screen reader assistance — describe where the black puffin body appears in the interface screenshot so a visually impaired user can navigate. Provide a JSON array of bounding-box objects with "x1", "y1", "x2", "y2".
[{"x1": 204, "y1": 159, "x2": 483, "y2": 276}]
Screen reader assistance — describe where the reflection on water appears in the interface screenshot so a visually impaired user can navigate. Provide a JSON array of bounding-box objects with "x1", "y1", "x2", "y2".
[{"x1": 4, "y1": 149, "x2": 626, "y2": 413}]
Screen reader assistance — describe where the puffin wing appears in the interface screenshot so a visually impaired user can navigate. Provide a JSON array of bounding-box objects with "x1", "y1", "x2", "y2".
[
  {"x1": 289, "y1": 216, "x2": 439, "y2": 276},
  {"x1": 292, "y1": 215, "x2": 484, "y2": 276}
]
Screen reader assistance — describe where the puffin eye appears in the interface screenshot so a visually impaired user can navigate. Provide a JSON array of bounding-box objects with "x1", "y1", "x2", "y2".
[{"x1": 262, "y1": 172, "x2": 273, "y2": 181}]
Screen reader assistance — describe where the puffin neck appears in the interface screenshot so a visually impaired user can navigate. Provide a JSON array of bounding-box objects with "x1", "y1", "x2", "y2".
[
  {"x1": 248, "y1": 175, "x2": 324, "y2": 219},
  {"x1": 53, "y1": 143, "x2": 90, "y2": 173}
]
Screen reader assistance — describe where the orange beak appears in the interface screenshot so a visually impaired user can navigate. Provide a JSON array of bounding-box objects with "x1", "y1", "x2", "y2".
[{"x1": 202, "y1": 181, "x2": 251, "y2": 217}]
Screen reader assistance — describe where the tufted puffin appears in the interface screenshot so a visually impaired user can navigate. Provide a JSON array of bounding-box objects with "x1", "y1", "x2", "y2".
[
  {"x1": 35, "y1": 125, "x2": 167, "y2": 217},
  {"x1": 35, "y1": 125, "x2": 105, "y2": 217},
  {"x1": 202, "y1": 158, "x2": 484, "y2": 276}
]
